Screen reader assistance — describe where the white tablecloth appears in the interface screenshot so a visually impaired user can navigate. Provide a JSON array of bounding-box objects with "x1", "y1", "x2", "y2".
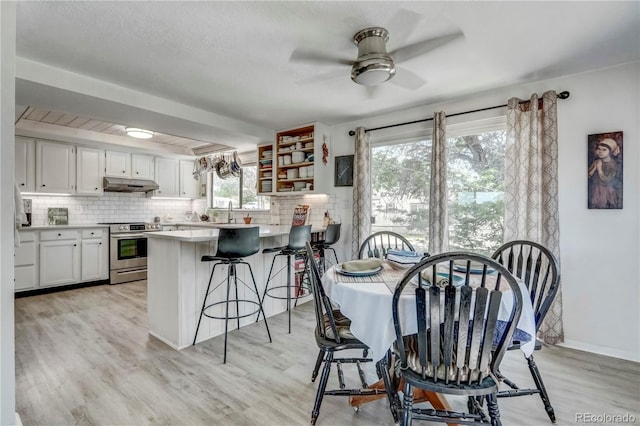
[{"x1": 322, "y1": 264, "x2": 537, "y2": 362}]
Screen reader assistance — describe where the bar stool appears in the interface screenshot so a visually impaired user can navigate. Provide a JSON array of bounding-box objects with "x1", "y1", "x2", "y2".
[
  {"x1": 260, "y1": 224, "x2": 312, "y2": 333},
  {"x1": 193, "y1": 226, "x2": 272, "y2": 363},
  {"x1": 312, "y1": 223, "x2": 341, "y2": 275}
]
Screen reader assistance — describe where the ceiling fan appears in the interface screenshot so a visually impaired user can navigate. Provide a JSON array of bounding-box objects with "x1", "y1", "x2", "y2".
[{"x1": 290, "y1": 26, "x2": 464, "y2": 90}]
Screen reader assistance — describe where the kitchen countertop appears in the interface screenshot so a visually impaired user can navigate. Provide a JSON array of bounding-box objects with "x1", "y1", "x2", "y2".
[
  {"x1": 18, "y1": 224, "x2": 110, "y2": 230},
  {"x1": 147, "y1": 224, "x2": 326, "y2": 242}
]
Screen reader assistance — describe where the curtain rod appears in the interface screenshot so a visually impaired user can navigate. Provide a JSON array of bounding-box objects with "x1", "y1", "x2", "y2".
[{"x1": 347, "y1": 90, "x2": 570, "y2": 136}]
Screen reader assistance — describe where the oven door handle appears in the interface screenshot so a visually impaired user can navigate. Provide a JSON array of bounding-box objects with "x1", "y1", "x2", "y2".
[{"x1": 111, "y1": 234, "x2": 147, "y2": 239}]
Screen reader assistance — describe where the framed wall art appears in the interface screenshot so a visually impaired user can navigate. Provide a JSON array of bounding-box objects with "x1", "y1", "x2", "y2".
[
  {"x1": 334, "y1": 155, "x2": 354, "y2": 187},
  {"x1": 587, "y1": 131, "x2": 623, "y2": 209}
]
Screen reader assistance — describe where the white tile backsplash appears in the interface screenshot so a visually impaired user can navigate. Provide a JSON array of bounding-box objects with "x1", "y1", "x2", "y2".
[
  {"x1": 26, "y1": 193, "x2": 196, "y2": 225},
  {"x1": 24, "y1": 193, "x2": 340, "y2": 227}
]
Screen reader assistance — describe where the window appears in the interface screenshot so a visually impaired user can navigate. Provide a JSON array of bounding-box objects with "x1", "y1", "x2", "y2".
[
  {"x1": 447, "y1": 128, "x2": 505, "y2": 255},
  {"x1": 371, "y1": 118, "x2": 505, "y2": 255},
  {"x1": 209, "y1": 165, "x2": 270, "y2": 209}
]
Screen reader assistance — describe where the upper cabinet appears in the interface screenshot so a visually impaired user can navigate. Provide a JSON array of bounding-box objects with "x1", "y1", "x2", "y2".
[
  {"x1": 154, "y1": 157, "x2": 179, "y2": 197},
  {"x1": 35, "y1": 141, "x2": 76, "y2": 194},
  {"x1": 76, "y1": 146, "x2": 105, "y2": 196},
  {"x1": 269, "y1": 122, "x2": 331, "y2": 195},
  {"x1": 15, "y1": 137, "x2": 35, "y2": 192},
  {"x1": 257, "y1": 143, "x2": 274, "y2": 194},
  {"x1": 132, "y1": 154, "x2": 155, "y2": 179},
  {"x1": 105, "y1": 151, "x2": 154, "y2": 179},
  {"x1": 105, "y1": 150, "x2": 131, "y2": 177},
  {"x1": 179, "y1": 160, "x2": 200, "y2": 199},
  {"x1": 16, "y1": 137, "x2": 196, "y2": 198}
]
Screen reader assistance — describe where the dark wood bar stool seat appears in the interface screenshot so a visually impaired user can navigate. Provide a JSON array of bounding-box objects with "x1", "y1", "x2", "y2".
[
  {"x1": 260, "y1": 224, "x2": 312, "y2": 333},
  {"x1": 193, "y1": 226, "x2": 272, "y2": 363}
]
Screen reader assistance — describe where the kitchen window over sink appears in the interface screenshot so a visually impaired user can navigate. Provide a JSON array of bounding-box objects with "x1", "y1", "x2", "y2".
[{"x1": 209, "y1": 165, "x2": 270, "y2": 210}]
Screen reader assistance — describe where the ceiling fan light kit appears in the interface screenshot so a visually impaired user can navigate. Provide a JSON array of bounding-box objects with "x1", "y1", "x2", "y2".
[{"x1": 351, "y1": 27, "x2": 396, "y2": 86}]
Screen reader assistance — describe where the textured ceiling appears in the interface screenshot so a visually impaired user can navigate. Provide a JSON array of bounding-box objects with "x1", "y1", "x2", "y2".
[{"x1": 13, "y1": 1, "x2": 640, "y2": 153}]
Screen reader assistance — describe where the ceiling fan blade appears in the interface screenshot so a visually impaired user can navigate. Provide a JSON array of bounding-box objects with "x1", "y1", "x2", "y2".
[
  {"x1": 386, "y1": 8, "x2": 422, "y2": 42},
  {"x1": 390, "y1": 31, "x2": 464, "y2": 63},
  {"x1": 289, "y1": 48, "x2": 353, "y2": 66},
  {"x1": 294, "y1": 69, "x2": 346, "y2": 86},
  {"x1": 390, "y1": 67, "x2": 427, "y2": 90},
  {"x1": 364, "y1": 86, "x2": 379, "y2": 99}
]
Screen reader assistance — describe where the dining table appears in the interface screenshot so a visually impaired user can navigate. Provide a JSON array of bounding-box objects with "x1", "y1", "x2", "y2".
[{"x1": 320, "y1": 259, "x2": 537, "y2": 415}]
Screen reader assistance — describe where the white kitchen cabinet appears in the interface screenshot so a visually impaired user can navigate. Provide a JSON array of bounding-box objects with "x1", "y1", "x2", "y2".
[
  {"x1": 105, "y1": 150, "x2": 132, "y2": 177},
  {"x1": 132, "y1": 154, "x2": 155, "y2": 179},
  {"x1": 154, "y1": 157, "x2": 179, "y2": 197},
  {"x1": 179, "y1": 160, "x2": 200, "y2": 198},
  {"x1": 80, "y1": 228, "x2": 108, "y2": 281},
  {"x1": 14, "y1": 231, "x2": 38, "y2": 291},
  {"x1": 39, "y1": 230, "x2": 80, "y2": 287},
  {"x1": 106, "y1": 151, "x2": 155, "y2": 179},
  {"x1": 76, "y1": 146, "x2": 105, "y2": 195},
  {"x1": 15, "y1": 137, "x2": 36, "y2": 192},
  {"x1": 35, "y1": 141, "x2": 76, "y2": 194}
]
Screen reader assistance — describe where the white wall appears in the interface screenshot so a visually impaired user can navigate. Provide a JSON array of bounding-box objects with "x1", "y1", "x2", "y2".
[
  {"x1": 329, "y1": 62, "x2": 640, "y2": 361},
  {"x1": 0, "y1": 3, "x2": 16, "y2": 424}
]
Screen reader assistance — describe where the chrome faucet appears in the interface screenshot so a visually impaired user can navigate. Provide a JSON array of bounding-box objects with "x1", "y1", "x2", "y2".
[{"x1": 227, "y1": 201, "x2": 234, "y2": 223}]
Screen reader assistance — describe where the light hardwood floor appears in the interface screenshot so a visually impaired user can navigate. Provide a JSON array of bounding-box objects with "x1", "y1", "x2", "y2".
[{"x1": 15, "y1": 281, "x2": 640, "y2": 425}]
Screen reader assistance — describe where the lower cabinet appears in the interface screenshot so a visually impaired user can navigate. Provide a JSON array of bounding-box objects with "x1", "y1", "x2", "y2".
[
  {"x1": 16, "y1": 227, "x2": 108, "y2": 293},
  {"x1": 40, "y1": 232, "x2": 81, "y2": 287},
  {"x1": 80, "y1": 229, "x2": 108, "y2": 281},
  {"x1": 14, "y1": 231, "x2": 38, "y2": 291}
]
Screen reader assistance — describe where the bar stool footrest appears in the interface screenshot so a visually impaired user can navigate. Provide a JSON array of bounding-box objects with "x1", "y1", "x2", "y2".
[
  {"x1": 265, "y1": 284, "x2": 311, "y2": 300},
  {"x1": 203, "y1": 299, "x2": 262, "y2": 320}
]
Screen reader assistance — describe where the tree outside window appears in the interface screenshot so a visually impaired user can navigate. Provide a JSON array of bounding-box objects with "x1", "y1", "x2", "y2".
[
  {"x1": 210, "y1": 166, "x2": 270, "y2": 209},
  {"x1": 371, "y1": 128, "x2": 505, "y2": 256}
]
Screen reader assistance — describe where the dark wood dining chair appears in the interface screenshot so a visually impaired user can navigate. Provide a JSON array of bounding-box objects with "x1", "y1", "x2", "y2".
[
  {"x1": 358, "y1": 231, "x2": 415, "y2": 259},
  {"x1": 492, "y1": 240, "x2": 561, "y2": 423},
  {"x1": 304, "y1": 242, "x2": 391, "y2": 425},
  {"x1": 391, "y1": 252, "x2": 523, "y2": 425}
]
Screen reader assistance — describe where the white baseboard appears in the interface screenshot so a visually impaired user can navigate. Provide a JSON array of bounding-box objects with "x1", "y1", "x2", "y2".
[
  {"x1": 559, "y1": 340, "x2": 639, "y2": 362},
  {"x1": 15, "y1": 412, "x2": 23, "y2": 426}
]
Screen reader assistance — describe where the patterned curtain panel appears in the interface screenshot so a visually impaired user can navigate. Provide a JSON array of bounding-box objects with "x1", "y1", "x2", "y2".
[
  {"x1": 428, "y1": 111, "x2": 449, "y2": 254},
  {"x1": 351, "y1": 127, "x2": 372, "y2": 259},
  {"x1": 505, "y1": 90, "x2": 563, "y2": 344}
]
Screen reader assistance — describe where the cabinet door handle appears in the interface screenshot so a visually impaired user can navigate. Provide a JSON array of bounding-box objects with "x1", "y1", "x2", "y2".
[
  {"x1": 57, "y1": 233, "x2": 61, "y2": 236},
  {"x1": 42, "y1": 184, "x2": 46, "y2": 187},
  {"x1": 136, "y1": 171, "x2": 139, "y2": 174},
  {"x1": 20, "y1": 183, "x2": 25, "y2": 186},
  {"x1": 99, "y1": 242, "x2": 102, "y2": 245},
  {"x1": 90, "y1": 232, "x2": 94, "y2": 235},
  {"x1": 95, "y1": 187, "x2": 98, "y2": 190},
  {"x1": 73, "y1": 244, "x2": 77, "y2": 247},
  {"x1": 122, "y1": 170, "x2": 126, "y2": 174}
]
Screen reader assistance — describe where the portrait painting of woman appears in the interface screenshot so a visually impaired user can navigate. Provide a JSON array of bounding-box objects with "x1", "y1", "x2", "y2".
[{"x1": 588, "y1": 131, "x2": 623, "y2": 209}]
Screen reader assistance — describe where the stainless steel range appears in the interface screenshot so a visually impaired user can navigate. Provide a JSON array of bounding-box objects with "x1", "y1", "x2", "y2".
[{"x1": 101, "y1": 222, "x2": 162, "y2": 284}]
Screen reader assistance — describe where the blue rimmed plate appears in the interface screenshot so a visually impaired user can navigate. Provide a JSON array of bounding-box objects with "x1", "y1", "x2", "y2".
[
  {"x1": 336, "y1": 265, "x2": 383, "y2": 277},
  {"x1": 453, "y1": 261, "x2": 495, "y2": 275},
  {"x1": 423, "y1": 272, "x2": 465, "y2": 287}
]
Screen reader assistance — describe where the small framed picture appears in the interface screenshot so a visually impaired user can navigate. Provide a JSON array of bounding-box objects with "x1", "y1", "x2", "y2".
[
  {"x1": 587, "y1": 131, "x2": 623, "y2": 209},
  {"x1": 334, "y1": 155, "x2": 354, "y2": 187}
]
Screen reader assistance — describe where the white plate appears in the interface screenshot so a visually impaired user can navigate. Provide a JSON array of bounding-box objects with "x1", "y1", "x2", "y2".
[
  {"x1": 453, "y1": 261, "x2": 496, "y2": 275},
  {"x1": 336, "y1": 265, "x2": 383, "y2": 277}
]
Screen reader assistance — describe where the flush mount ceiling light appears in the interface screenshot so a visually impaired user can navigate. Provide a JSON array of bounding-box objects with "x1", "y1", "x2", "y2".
[
  {"x1": 351, "y1": 27, "x2": 396, "y2": 86},
  {"x1": 125, "y1": 128, "x2": 154, "y2": 139}
]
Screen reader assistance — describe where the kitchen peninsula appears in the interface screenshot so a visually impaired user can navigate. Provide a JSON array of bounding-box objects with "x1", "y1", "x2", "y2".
[{"x1": 146, "y1": 224, "x2": 323, "y2": 349}]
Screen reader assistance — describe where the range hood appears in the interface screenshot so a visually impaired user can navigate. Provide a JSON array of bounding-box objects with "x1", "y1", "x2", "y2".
[{"x1": 103, "y1": 177, "x2": 159, "y2": 193}]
